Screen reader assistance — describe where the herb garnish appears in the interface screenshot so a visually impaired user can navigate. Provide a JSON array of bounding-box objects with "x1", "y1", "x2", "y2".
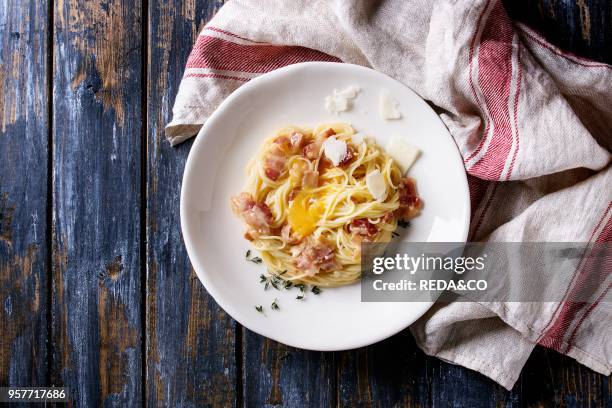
[
  {"x1": 391, "y1": 231, "x2": 400, "y2": 238},
  {"x1": 255, "y1": 305, "x2": 264, "y2": 314},
  {"x1": 398, "y1": 220, "x2": 410, "y2": 228},
  {"x1": 246, "y1": 250, "x2": 263, "y2": 264},
  {"x1": 296, "y1": 284, "x2": 306, "y2": 300},
  {"x1": 257, "y1": 271, "x2": 321, "y2": 302}
]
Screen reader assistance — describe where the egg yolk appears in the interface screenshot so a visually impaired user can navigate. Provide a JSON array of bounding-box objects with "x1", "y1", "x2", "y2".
[{"x1": 288, "y1": 190, "x2": 326, "y2": 237}]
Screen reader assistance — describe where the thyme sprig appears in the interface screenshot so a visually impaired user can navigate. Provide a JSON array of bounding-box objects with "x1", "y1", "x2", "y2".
[
  {"x1": 398, "y1": 220, "x2": 410, "y2": 229},
  {"x1": 246, "y1": 250, "x2": 263, "y2": 264}
]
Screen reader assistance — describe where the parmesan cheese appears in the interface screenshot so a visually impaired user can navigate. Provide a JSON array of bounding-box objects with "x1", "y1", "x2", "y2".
[
  {"x1": 379, "y1": 89, "x2": 402, "y2": 120},
  {"x1": 386, "y1": 136, "x2": 420, "y2": 174},
  {"x1": 322, "y1": 137, "x2": 348, "y2": 166},
  {"x1": 324, "y1": 85, "x2": 361, "y2": 115},
  {"x1": 365, "y1": 169, "x2": 387, "y2": 201}
]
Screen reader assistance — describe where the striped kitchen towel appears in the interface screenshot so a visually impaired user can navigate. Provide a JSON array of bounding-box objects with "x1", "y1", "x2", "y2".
[{"x1": 167, "y1": 0, "x2": 611, "y2": 389}]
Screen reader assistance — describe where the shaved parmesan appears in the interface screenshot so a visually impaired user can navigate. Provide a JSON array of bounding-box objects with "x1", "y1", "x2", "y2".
[
  {"x1": 322, "y1": 137, "x2": 348, "y2": 166},
  {"x1": 337, "y1": 85, "x2": 360, "y2": 99},
  {"x1": 366, "y1": 169, "x2": 387, "y2": 201},
  {"x1": 386, "y1": 136, "x2": 420, "y2": 174},
  {"x1": 379, "y1": 89, "x2": 402, "y2": 120},
  {"x1": 325, "y1": 85, "x2": 361, "y2": 115},
  {"x1": 325, "y1": 94, "x2": 348, "y2": 114},
  {"x1": 352, "y1": 132, "x2": 365, "y2": 144}
]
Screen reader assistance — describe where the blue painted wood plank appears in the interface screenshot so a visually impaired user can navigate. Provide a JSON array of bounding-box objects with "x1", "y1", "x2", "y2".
[
  {"x1": 146, "y1": 1, "x2": 239, "y2": 406},
  {"x1": 0, "y1": 0, "x2": 50, "y2": 395},
  {"x1": 505, "y1": 0, "x2": 612, "y2": 64},
  {"x1": 242, "y1": 333, "x2": 336, "y2": 407},
  {"x1": 51, "y1": 1, "x2": 143, "y2": 406}
]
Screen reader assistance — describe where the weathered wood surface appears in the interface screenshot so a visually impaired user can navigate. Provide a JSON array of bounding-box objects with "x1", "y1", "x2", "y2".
[
  {"x1": 0, "y1": 0, "x2": 50, "y2": 397},
  {"x1": 505, "y1": 0, "x2": 612, "y2": 64},
  {"x1": 51, "y1": 0, "x2": 143, "y2": 406},
  {"x1": 0, "y1": 0, "x2": 611, "y2": 407},
  {"x1": 146, "y1": 1, "x2": 238, "y2": 406}
]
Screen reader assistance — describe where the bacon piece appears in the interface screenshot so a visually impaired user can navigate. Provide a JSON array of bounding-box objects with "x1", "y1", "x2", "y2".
[
  {"x1": 338, "y1": 146, "x2": 354, "y2": 167},
  {"x1": 273, "y1": 135, "x2": 290, "y2": 147},
  {"x1": 302, "y1": 129, "x2": 333, "y2": 160},
  {"x1": 350, "y1": 218, "x2": 378, "y2": 240},
  {"x1": 303, "y1": 141, "x2": 321, "y2": 160},
  {"x1": 265, "y1": 167, "x2": 281, "y2": 181},
  {"x1": 398, "y1": 177, "x2": 423, "y2": 220},
  {"x1": 291, "y1": 238, "x2": 340, "y2": 275},
  {"x1": 289, "y1": 132, "x2": 305, "y2": 151},
  {"x1": 381, "y1": 211, "x2": 395, "y2": 223},
  {"x1": 281, "y1": 224, "x2": 301, "y2": 245},
  {"x1": 231, "y1": 193, "x2": 273, "y2": 235},
  {"x1": 264, "y1": 145, "x2": 287, "y2": 181},
  {"x1": 301, "y1": 170, "x2": 319, "y2": 188},
  {"x1": 322, "y1": 128, "x2": 336, "y2": 138}
]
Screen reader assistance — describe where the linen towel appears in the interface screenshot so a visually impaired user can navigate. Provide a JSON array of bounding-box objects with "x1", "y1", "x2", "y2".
[{"x1": 167, "y1": 0, "x2": 612, "y2": 389}]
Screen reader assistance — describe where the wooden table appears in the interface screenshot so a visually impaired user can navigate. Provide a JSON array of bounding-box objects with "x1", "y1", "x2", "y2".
[{"x1": 0, "y1": 1, "x2": 610, "y2": 406}]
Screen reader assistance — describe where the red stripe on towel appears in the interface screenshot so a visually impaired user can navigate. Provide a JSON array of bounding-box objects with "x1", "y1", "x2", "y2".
[
  {"x1": 467, "y1": 0, "x2": 517, "y2": 180},
  {"x1": 565, "y1": 215, "x2": 612, "y2": 350},
  {"x1": 206, "y1": 26, "x2": 266, "y2": 43},
  {"x1": 186, "y1": 35, "x2": 341, "y2": 74},
  {"x1": 538, "y1": 203, "x2": 611, "y2": 351},
  {"x1": 184, "y1": 73, "x2": 250, "y2": 82}
]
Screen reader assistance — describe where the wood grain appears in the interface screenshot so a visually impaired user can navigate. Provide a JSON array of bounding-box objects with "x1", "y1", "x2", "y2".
[
  {"x1": 146, "y1": 1, "x2": 238, "y2": 406},
  {"x1": 242, "y1": 333, "x2": 336, "y2": 407},
  {"x1": 0, "y1": 0, "x2": 50, "y2": 393},
  {"x1": 505, "y1": 0, "x2": 612, "y2": 64},
  {"x1": 337, "y1": 330, "x2": 610, "y2": 407},
  {"x1": 51, "y1": 0, "x2": 143, "y2": 406}
]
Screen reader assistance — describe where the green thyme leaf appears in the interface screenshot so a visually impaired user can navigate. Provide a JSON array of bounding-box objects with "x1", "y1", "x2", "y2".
[
  {"x1": 255, "y1": 305, "x2": 264, "y2": 314},
  {"x1": 398, "y1": 220, "x2": 410, "y2": 228},
  {"x1": 311, "y1": 286, "x2": 321, "y2": 295},
  {"x1": 271, "y1": 298, "x2": 280, "y2": 311}
]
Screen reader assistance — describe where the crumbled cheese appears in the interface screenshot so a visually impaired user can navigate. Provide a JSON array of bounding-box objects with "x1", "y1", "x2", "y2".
[
  {"x1": 379, "y1": 89, "x2": 402, "y2": 120},
  {"x1": 337, "y1": 85, "x2": 360, "y2": 99},
  {"x1": 325, "y1": 94, "x2": 348, "y2": 114},
  {"x1": 386, "y1": 136, "x2": 420, "y2": 174},
  {"x1": 365, "y1": 169, "x2": 387, "y2": 201},
  {"x1": 324, "y1": 85, "x2": 361, "y2": 115},
  {"x1": 322, "y1": 137, "x2": 348, "y2": 166},
  {"x1": 352, "y1": 132, "x2": 365, "y2": 144}
]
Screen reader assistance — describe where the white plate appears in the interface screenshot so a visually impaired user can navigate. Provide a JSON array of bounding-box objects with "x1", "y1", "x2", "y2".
[{"x1": 181, "y1": 62, "x2": 470, "y2": 351}]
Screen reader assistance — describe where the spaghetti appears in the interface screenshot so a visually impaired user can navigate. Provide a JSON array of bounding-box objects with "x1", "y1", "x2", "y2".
[{"x1": 231, "y1": 123, "x2": 422, "y2": 287}]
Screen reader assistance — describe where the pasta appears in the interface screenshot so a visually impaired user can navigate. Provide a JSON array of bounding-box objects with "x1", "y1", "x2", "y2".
[{"x1": 231, "y1": 123, "x2": 422, "y2": 287}]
